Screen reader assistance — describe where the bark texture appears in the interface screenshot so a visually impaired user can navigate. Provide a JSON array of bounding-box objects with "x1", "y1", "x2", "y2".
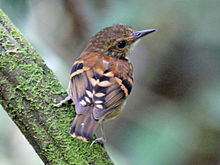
[{"x1": 0, "y1": 9, "x2": 113, "y2": 165}]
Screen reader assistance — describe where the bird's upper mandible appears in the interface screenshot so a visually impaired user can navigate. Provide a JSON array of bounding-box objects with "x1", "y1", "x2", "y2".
[
  {"x1": 84, "y1": 24, "x2": 155, "y2": 60},
  {"x1": 68, "y1": 24, "x2": 155, "y2": 121}
]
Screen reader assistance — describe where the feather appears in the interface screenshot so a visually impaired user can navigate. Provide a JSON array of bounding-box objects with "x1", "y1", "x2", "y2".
[{"x1": 69, "y1": 52, "x2": 133, "y2": 140}]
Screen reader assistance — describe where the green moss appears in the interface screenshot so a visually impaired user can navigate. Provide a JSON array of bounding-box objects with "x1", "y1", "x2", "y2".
[{"x1": 0, "y1": 9, "x2": 113, "y2": 165}]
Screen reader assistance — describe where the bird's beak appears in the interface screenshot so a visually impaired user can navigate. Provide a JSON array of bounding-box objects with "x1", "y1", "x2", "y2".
[{"x1": 132, "y1": 29, "x2": 156, "y2": 41}]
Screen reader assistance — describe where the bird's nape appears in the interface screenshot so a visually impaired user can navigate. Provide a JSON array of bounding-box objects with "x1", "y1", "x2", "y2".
[{"x1": 55, "y1": 24, "x2": 156, "y2": 145}]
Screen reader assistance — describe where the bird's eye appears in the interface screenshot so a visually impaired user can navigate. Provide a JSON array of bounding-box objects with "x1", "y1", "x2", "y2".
[{"x1": 116, "y1": 40, "x2": 127, "y2": 49}]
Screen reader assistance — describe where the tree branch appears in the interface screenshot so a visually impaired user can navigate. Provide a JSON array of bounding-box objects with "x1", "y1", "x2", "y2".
[{"x1": 0, "y1": 9, "x2": 113, "y2": 165}]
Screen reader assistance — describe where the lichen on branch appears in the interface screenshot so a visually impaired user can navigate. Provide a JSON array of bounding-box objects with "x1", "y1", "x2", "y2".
[{"x1": 0, "y1": 9, "x2": 113, "y2": 165}]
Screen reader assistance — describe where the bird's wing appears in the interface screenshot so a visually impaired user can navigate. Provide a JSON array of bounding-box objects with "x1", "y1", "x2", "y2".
[{"x1": 69, "y1": 52, "x2": 133, "y2": 119}]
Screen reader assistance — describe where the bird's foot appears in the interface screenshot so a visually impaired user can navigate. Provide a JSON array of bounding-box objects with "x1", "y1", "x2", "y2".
[
  {"x1": 90, "y1": 137, "x2": 106, "y2": 147},
  {"x1": 54, "y1": 95, "x2": 73, "y2": 107}
]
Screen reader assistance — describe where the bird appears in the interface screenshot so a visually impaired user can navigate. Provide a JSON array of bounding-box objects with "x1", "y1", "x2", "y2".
[{"x1": 55, "y1": 24, "x2": 155, "y2": 145}]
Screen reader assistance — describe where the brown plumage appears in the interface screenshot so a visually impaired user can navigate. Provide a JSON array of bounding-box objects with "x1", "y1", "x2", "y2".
[{"x1": 56, "y1": 24, "x2": 156, "y2": 144}]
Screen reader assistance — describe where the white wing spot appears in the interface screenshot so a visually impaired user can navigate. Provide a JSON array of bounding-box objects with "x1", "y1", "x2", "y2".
[
  {"x1": 85, "y1": 96, "x2": 91, "y2": 103},
  {"x1": 86, "y1": 90, "x2": 93, "y2": 98},
  {"x1": 80, "y1": 100, "x2": 86, "y2": 106},
  {"x1": 98, "y1": 80, "x2": 112, "y2": 87},
  {"x1": 95, "y1": 93, "x2": 105, "y2": 97},
  {"x1": 95, "y1": 100, "x2": 103, "y2": 104},
  {"x1": 89, "y1": 78, "x2": 99, "y2": 86},
  {"x1": 96, "y1": 104, "x2": 103, "y2": 109}
]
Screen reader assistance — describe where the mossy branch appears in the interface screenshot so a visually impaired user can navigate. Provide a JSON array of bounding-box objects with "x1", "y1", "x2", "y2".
[{"x1": 0, "y1": 10, "x2": 113, "y2": 165}]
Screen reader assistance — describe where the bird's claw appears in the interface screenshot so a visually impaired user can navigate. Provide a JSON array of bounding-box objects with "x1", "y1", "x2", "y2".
[
  {"x1": 90, "y1": 137, "x2": 106, "y2": 147},
  {"x1": 54, "y1": 95, "x2": 72, "y2": 107}
]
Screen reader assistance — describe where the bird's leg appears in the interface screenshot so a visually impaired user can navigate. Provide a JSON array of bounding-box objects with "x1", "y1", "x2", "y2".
[
  {"x1": 90, "y1": 122, "x2": 106, "y2": 146},
  {"x1": 54, "y1": 89, "x2": 74, "y2": 107}
]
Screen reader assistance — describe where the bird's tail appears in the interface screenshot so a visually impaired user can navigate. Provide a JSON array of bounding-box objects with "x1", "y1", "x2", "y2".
[{"x1": 70, "y1": 111, "x2": 98, "y2": 142}]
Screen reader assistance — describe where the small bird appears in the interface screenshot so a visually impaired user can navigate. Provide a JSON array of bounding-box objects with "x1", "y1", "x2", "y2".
[{"x1": 56, "y1": 24, "x2": 155, "y2": 145}]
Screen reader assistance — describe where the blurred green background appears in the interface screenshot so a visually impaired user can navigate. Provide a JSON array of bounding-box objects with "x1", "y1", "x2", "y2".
[{"x1": 1, "y1": 0, "x2": 220, "y2": 165}]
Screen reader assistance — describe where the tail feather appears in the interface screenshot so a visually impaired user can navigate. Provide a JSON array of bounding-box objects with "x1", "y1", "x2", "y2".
[{"x1": 70, "y1": 113, "x2": 98, "y2": 142}]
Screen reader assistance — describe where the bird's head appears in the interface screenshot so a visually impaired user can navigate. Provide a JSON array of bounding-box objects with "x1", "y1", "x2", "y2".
[{"x1": 85, "y1": 24, "x2": 156, "y2": 60}]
